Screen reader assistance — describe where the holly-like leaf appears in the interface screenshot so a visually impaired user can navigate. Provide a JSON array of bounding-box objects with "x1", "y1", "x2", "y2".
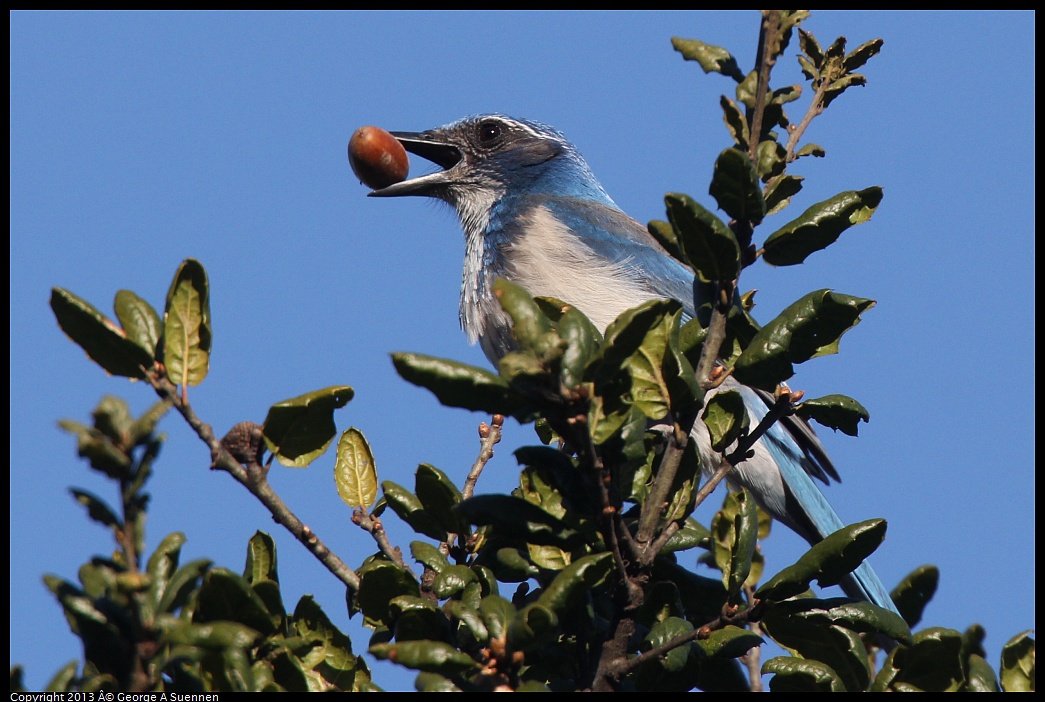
[
  {"x1": 391, "y1": 352, "x2": 531, "y2": 419},
  {"x1": 664, "y1": 193, "x2": 739, "y2": 283},
  {"x1": 762, "y1": 188, "x2": 883, "y2": 266},
  {"x1": 709, "y1": 148, "x2": 766, "y2": 225},
  {"x1": 733, "y1": 290, "x2": 875, "y2": 390},
  {"x1": 794, "y1": 394, "x2": 870, "y2": 436},
  {"x1": 51, "y1": 288, "x2": 153, "y2": 378},
  {"x1": 334, "y1": 428, "x2": 377, "y2": 509},
  {"x1": 756, "y1": 519, "x2": 888, "y2": 602},
  {"x1": 1000, "y1": 630, "x2": 1035, "y2": 692},
  {"x1": 454, "y1": 495, "x2": 583, "y2": 549},
  {"x1": 114, "y1": 289, "x2": 161, "y2": 356},
  {"x1": 764, "y1": 175, "x2": 805, "y2": 216},
  {"x1": 369, "y1": 640, "x2": 479, "y2": 675},
  {"x1": 262, "y1": 386, "x2": 354, "y2": 468},
  {"x1": 671, "y1": 37, "x2": 745, "y2": 81},
  {"x1": 415, "y1": 463, "x2": 467, "y2": 537},
  {"x1": 765, "y1": 656, "x2": 846, "y2": 692},
  {"x1": 702, "y1": 390, "x2": 750, "y2": 452},
  {"x1": 161, "y1": 258, "x2": 211, "y2": 387}
]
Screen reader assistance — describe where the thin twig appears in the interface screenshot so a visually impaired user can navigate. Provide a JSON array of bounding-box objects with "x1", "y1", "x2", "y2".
[
  {"x1": 144, "y1": 367, "x2": 361, "y2": 592},
  {"x1": 463, "y1": 415, "x2": 504, "y2": 500},
  {"x1": 354, "y1": 508, "x2": 414, "y2": 574},
  {"x1": 741, "y1": 583, "x2": 765, "y2": 692},
  {"x1": 747, "y1": 10, "x2": 782, "y2": 164}
]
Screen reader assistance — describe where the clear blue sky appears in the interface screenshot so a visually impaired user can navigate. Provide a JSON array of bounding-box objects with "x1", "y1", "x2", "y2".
[{"x1": 11, "y1": 11, "x2": 1034, "y2": 691}]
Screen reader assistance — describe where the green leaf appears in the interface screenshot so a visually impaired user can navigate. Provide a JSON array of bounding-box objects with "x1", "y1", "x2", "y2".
[
  {"x1": 733, "y1": 290, "x2": 875, "y2": 390},
  {"x1": 431, "y1": 565, "x2": 479, "y2": 600},
  {"x1": 261, "y1": 386, "x2": 354, "y2": 468},
  {"x1": 492, "y1": 277, "x2": 558, "y2": 357},
  {"x1": 59, "y1": 420, "x2": 130, "y2": 477},
  {"x1": 506, "y1": 602, "x2": 559, "y2": 652},
  {"x1": 292, "y1": 594, "x2": 357, "y2": 665},
  {"x1": 356, "y1": 561, "x2": 420, "y2": 628},
  {"x1": 764, "y1": 175, "x2": 804, "y2": 216},
  {"x1": 114, "y1": 289, "x2": 162, "y2": 356},
  {"x1": 129, "y1": 399, "x2": 171, "y2": 446},
  {"x1": 391, "y1": 352, "x2": 531, "y2": 419},
  {"x1": 794, "y1": 394, "x2": 869, "y2": 436},
  {"x1": 389, "y1": 596, "x2": 450, "y2": 642},
  {"x1": 643, "y1": 616, "x2": 694, "y2": 673},
  {"x1": 647, "y1": 219, "x2": 687, "y2": 264},
  {"x1": 709, "y1": 148, "x2": 766, "y2": 225},
  {"x1": 51, "y1": 287, "x2": 153, "y2": 378},
  {"x1": 795, "y1": 143, "x2": 825, "y2": 159},
  {"x1": 799, "y1": 29, "x2": 824, "y2": 70},
  {"x1": 767, "y1": 597, "x2": 911, "y2": 646},
  {"x1": 764, "y1": 657, "x2": 846, "y2": 692},
  {"x1": 409, "y1": 541, "x2": 450, "y2": 575},
  {"x1": 157, "y1": 557, "x2": 210, "y2": 614},
  {"x1": 822, "y1": 73, "x2": 868, "y2": 109},
  {"x1": 243, "y1": 532, "x2": 284, "y2": 621},
  {"x1": 557, "y1": 305, "x2": 601, "y2": 388},
  {"x1": 455, "y1": 495, "x2": 583, "y2": 549},
  {"x1": 660, "y1": 517, "x2": 711, "y2": 554},
  {"x1": 762, "y1": 188, "x2": 883, "y2": 266},
  {"x1": 334, "y1": 428, "x2": 378, "y2": 508},
  {"x1": 844, "y1": 38, "x2": 884, "y2": 72},
  {"x1": 44, "y1": 575, "x2": 131, "y2": 679},
  {"x1": 145, "y1": 531, "x2": 185, "y2": 611},
  {"x1": 762, "y1": 616, "x2": 871, "y2": 692},
  {"x1": 719, "y1": 96, "x2": 749, "y2": 150},
  {"x1": 380, "y1": 481, "x2": 446, "y2": 541},
  {"x1": 370, "y1": 640, "x2": 479, "y2": 675},
  {"x1": 878, "y1": 627, "x2": 965, "y2": 692},
  {"x1": 694, "y1": 625, "x2": 763, "y2": 659},
  {"x1": 489, "y1": 547, "x2": 539, "y2": 582},
  {"x1": 756, "y1": 140, "x2": 787, "y2": 182},
  {"x1": 664, "y1": 193, "x2": 739, "y2": 283},
  {"x1": 756, "y1": 519, "x2": 888, "y2": 602},
  {"x1": 478, "y1": 595, "x2": 516, "y2": 642},
  {"x1": 414, "y1": 673, "x2": 461, "y2": 692},
  {"x1": 69, "y1": 488, "x2": 121, "y2": 531},
  {"x1": 671, "y1": 37, "x2": 744, "y2": 81},
  {"x1": 1000, "y1": 630, "x2": 1035, "y2": 692},
  {"x1": 721, "y1": 489, "x2": 758, "y2": 597},
  {"x1": 415, "y1": 463, "x2": 466, "y2": 537},
  {"x1": 595, "y1": 298, "x2": 701, "y2": 420},
  {"x1": 194, "y1": 567, "x2": 278, "y2": 635},
  {"x1": 43, "y1": 661, "x2": 78, "y2": 692},
  {"x1": 161, "y1": 258, "x2": 211, "y2": 386},
  {"x1": 702, "y1": 390, "x2": 750, "y2": 452},
  {"x1": 735, "y1": 69, "x2": 760, "y2": 110},
  {"x1": 536, "y1": 552, "x2": 613, "y2": 615},
  {"x1": 965, "y1": 654, "x2": 999, "y2": 692},
  {"x1": 448, "y1": 600, "x2": 489, "y2": 649}
]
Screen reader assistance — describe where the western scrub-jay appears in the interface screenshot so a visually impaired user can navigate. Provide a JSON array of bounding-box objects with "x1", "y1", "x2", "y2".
[{"x1": 369, "y1": 114, "x2": 897, "y2": 614}]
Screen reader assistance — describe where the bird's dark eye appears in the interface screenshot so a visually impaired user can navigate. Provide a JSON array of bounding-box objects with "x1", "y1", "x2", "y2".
[{"x1": 477, "y1": 120, "x2": 502, "y2": 145}]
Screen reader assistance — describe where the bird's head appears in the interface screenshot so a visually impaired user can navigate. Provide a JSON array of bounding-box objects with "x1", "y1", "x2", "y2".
[{"x1": 369, "y1": 114, "x2": 613, "y2": 207}]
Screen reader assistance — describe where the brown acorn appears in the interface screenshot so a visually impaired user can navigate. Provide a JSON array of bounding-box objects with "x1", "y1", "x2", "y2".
[{"x1": 348, "y1": 125, "x2": 409, "y2": 190}]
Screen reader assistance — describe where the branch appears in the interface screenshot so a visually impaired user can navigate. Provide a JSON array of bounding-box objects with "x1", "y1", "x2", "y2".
[
  {"x1": 144, "y1": 367, "x2": 361, "y2": 592},
  {"x1": 463, "y1": 414, "x2": 504, "y2": 500},
  {"x1": 354, "y1": 508, "x2": 413, "y2": 574},
  {"x1": 747, "y1": 10, "x2": 782, "y2": 164}
]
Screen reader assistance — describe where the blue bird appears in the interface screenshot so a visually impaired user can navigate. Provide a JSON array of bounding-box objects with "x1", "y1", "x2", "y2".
[{"x1": 370, "y1": 114, "x2": 898, "y2": 615}]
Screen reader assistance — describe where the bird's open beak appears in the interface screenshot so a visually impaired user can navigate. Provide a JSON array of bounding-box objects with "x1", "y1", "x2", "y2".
[{"x1": 368, "y1": 131, "x2": 463, "y2": 198}]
